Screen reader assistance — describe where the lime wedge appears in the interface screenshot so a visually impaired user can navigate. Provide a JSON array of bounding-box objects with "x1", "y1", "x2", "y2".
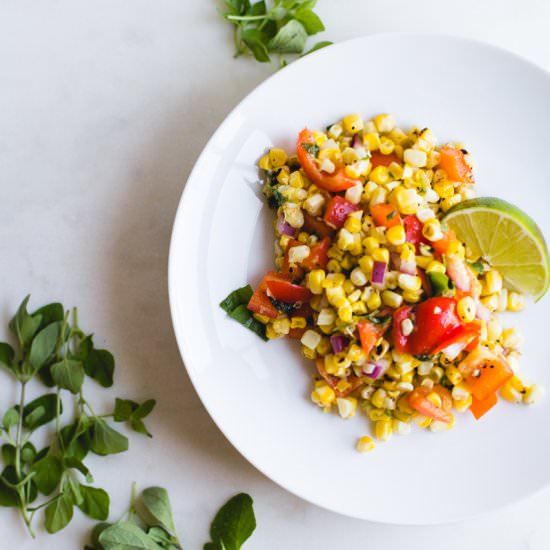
[{"x1": 443, "y1": 197, "x2": 549, "y2": 301}]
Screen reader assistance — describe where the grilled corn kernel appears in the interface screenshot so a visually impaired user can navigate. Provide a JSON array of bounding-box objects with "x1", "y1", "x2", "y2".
[
  {"x1": 301, "y1": 329, "x2": 322, "y2": 350},
  {"x1": 308, "y1": 270, "x2": 326, "y2": 295},
  {"x1": 440, "y1": 195, "x2": 463, "y2": 212},
  {"x1": 501, "y1": 327, "x2": 523, "y2": 349},
  {"x1": 398, "y1": 274, "x2": 422, "y2": 292},
  {"x1": 290, "y1": 317, "x2": 307, "y2": 330},
  {"x1": 523, "y1": 384, "x2": 544, "y2": 405},
  {"x1": 343, "y1": 114, "x2": 364, "y2": 134},
  {"x1": 369, "y1": 165, "x2": 390, "y2": 185},
  {"x1": 393, "y1": 419, "x2": 412, "y2": 436},
  {"x1": 457, "y1": 296, "x2": 476, "y2": 323},
  {"x1": 374, "y1": 419, "x2": 393, "y2": 442},
  {"x1": 303, "y1": 345, "x2": 318, "y2": 360},
  {"x1": 363, "y1": 237, "x2": 380, "y2": 254},
  {"x1": 266, "y1": 324, "x2": 283, "y2": 340},
  {"x1": 272, "y1": 318, "x2": 290, "y2": 335},
  {"x1": 426, "y1": 260, "x2": 446, "y2": 275},
  {"x1": 483, "y1": 270, "x2": 503, "y2": 295},
  {"x1": 394, "y1": 187, "x2": 420, "y2": 215},
  {"x1": 500, "y1": 378, "x2": 523, "y2": 403},
  {"x1": 454, "y1": 395, "x2": 473, "y2": 412},
  {"x1": 429, "y1": 366, "x2": 444, "y2": 383},
  {"x1": 338, "y1": 303, "x2": 353, "y2": 323},
  {"x1": 401, "y1": 318, "x2": 414, "y2": 337},
  {"x1": 336, "y1": 397, "x2": 357, "y2": 419},
  {"x1": 372, "y1": 247, "x2": 390, "y2": 264},
  {"x1": 364, "y1": 132, "x2": 381, "y2": 151},
  {"x1": 422, "y1": 219, "x2": 444, "y2": 242},
  {"x1": 381, "y1": 290, "x2": 403, "y2": 308},
  {"x1": 356, "y1": 435, "x2": 376, "y2": 453},
  {"x1": 303, "y1": 193, "x2": 325, "y2": 216},
  {"x1": 368, "y1": 408, "x2": 389, "y2": 422},
  {"x1": 268, "y1": 148, "x2": 287, "y2": 169},
  {"x1": 386, "y1": 224, "x2": 406, "y2": 246},
  {"x1": 433, "y1": 180, "x2": 454, "y2": 199},
  {"x1": 486, "y1": 316, "x2": 502, "y2": 342},
  {"x1": 430, "y1": 415, "x2": 455, "y2": 432},
  {"x1": 379, "y1": 137, "x2": 395, "y2": 155},
  {"x1": 373, "y1": 114, "x2": 396, "y2": 133},
  {"x1": 507, "y1": 292, "x2": 526, "y2": 312},
  {"x1": 366, "y1": 291, "x2": 382, "y2": 311},
  {"x1": 351, "y1": 301, "x2": 367, "y2": 315},
  {"x1": 311, "y1": 385, "x2": 336, "y2": 406},
  {"x1": 446, "y1": 365, "x2": 463, "y2": 386},
  {"x1": 253, "y1": 313, "x2": 270, "y2": 324},
  {"x1": 402, "y1": 289, "x2": 422, "y2": 303},
  {"x1": 259, "y1": 154, "x2": 272, "y2": 171},
  {"x1": 404, "y1": 148, "x2": 427, "y2": 168},
  {"x1": 288, "y1": 245, "x2": 310, "y2": 265},
  {"x1": 344, "y1": 215, "x2": 362, "y2": 234}
]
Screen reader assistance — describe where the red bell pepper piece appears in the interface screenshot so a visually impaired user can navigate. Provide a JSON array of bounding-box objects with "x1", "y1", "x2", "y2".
[
  {"x1": 437, "y1": 146, "x2": 474, "y2": 184},
  {"x1": 357, "y1": 319, "x2": 389, "y2": 356},
  {"x1": 296, "y1": 129, "x2": 358, "y2": 192},
  {"x1": 302, "y1": 237, "x2": 330, "y2": 271},
  {"x1": 324, "y1": 196, "x2": 360, "y2": 229},
  {"x1": 264, "y1": 272, "x2": 312, "y2": 304},
  {"x1": 470, "y1": 392, "x2": 498, "y2": 420},
  {"x1": 247, "y1": 280, "x2": 279, "y2": 319}
]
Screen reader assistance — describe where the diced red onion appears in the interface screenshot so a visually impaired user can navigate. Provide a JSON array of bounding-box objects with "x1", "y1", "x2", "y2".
[
  {"x1": 475, "y1": 301, "x2": 491, "y2": 322},
  {"x1": 330, "y1": 334, "x2": 349, "y2": 354},
  {"x1": 351, "y1": 133, "x2": 362, "y2": 149},
  {"x1": 277, "y1": 213, "x2": 296, "y2": 236},
  {"x1": 363, "y1": 358, "x2": 390, "y2": 379},
  {"x1": 390, "y1": 252, "x2": 416, "y2": 276},
  {"x1": 446, "y1": 256, "x2": 470, "y2": 292},
  {"x1": 440, "y1": 342, "x2": 467, "y2": 360},
  {"x1": 371, "y1": 261, "x2": 387, "y2": 284}
]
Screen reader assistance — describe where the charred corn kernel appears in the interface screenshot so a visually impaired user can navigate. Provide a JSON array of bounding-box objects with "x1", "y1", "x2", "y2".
[
  {"x1": 457, "y1": 296, "x2": 476, "y2": 323},
  {"x1": 336, "y1": 397, "x2": 357, "y2": 419},
  {"x1": 259, "y1": 154, "x2": 272, "y2": 171},
  {"x1": 403, "y1": 148, "x2": 427, "y2": 168},
  {"x1": 446, "y1": 365, "x2": 463, "y2": 386},
  {"x1": 268, "y1": 148, "x2": 287, "y2": 169},
  {"x1": 288, "y1": 245, "x2": 310, "y2": 265},
  {"x1": 369, "y1": 165, "x2": 390, "y2": 185},
  {"x1": 486, "y1": 316, "x2": 502, "y2": 342},
  {"x1": 343, "y1": 114, "x2": 364, "y2": 134},
  {"x1": 302, "y1": 193, "x2": 325, "y2": 215},
  {"x1": 308, "y1": 269, "x2": 326, "y2": 295},
  {"x1": 394, "y1": 187, "x2": 420, "y2": 215},
  {"x1": 501, "y1": 327, "x2": 523, "y2": 349},
  {"x1": 364, "y1": 132, "x2": 381, "y2": 151},
  {"x1": 402, "y1": 289, "x2": 423, "y2": 303},
  {"x1": 373, "y1": 338, "x2": 390, "y2": 359},
  {"x1": 379, "y1": 137, "x2": 395, "y2": 155},
  {"x1": 366, "y1": 291, "x2": 382, "y2": 311},
  {"x1": 481, "y1": 294, "x2": 499, "y2": 312},
  {"x1": 397, "y1": 274, "x2": 422, "y2": 292},
  {"x1": 483, "y1": 270, "x2": 503, "y2": 295},
  {"x1": 429, "y1": 366, "x2": 444, "y2": 383},
  {"x1": 524, "y1": 384, "x2": 544, "y2": 405},
  {"x1": 363, "y1": 237, "x2": 380, "y2": 254},
  {"x1": 272, "y1": 318, "x2": 290, "y2": 335},
  {"x1": 500, "y1": 377, "x2": 523, "y2": 403},
  {"x1": 344, "y1": 215, "x2": 362, "y2": 233},
  {"x1": 347, "y1": 344, "x2": 365, "y2": 363},
  {"x1": 328, "y1": 123, "x2": 343, "y2": 139},
  {"x1": 415, "y1": 414, "x2": 432, "y2": 429},
  {"x1": 283, "y1": 203, "x2": 304, "y2": 228},
  {"x1": 345, "y1": 181, "x2": 364, "y2": 204},
  {"x1": 430, "y1": 415, "x2": 454, "y2": 432},
  {"x1": 356, "y1": 435, "x2": 376, "y2": 453},
  {"x1": 253, "y1": 313, "x2": 270, "y2": 325},
  {"x1": 373, "y1": 114, "x2": 395, "y2": 133},
  {"x1": 508, "y1": 292, "x2": 526, "y2": 312},
  {"x1": 426, "y1": 260, "x2": 446, "y2": 275},
  {"x1": 301, "y1": 345, "x2": 317, "y2": 359},
  {"x1": 382, "y1": 290, "x2": 403, "y2": 308},
  {"x1": 311, "y1": 384, "x2": 336, "y2": 406},
  {"x1": 326, "y1": 259, "x2": 342, "y2": 273},
  {"x1": 338, "y1": 303, "x2": 353, "y2": 323},
  {"x1": 440, "y1": 195, "x2": 462, "y2": 212},
  {"x1": 401, "y1": 318, "x2": 414, "y2": 337},
  {"x1": 433, "y1": 180, "x2": 454, "y2": 199},
  {"x1": 422, "y1": 219, "x2": 444, "y2": 242},
  {"x1": 301, "y1": 329, "x2": 321, "y2": 350},
  {"x1": 374, "y1": 419, "x2": 393, "y2": 442},
  {"x1": 393, "y1": 419, "x2": 412, "y2": 436},
  {"x1": 386, "y1": 224, "x2": 406, "y2": 246},
  {"x1": 372, "y1": 247, "x2": 390, "y2": 264},
  {"x1": 371, "y1": 388, "x2": 387, "y2": 409},
  {"x1": 351, "y1": 301, "x2": 367, "y2": 315},
  {"x1": 454, "y1": 395, "x2": 473, "y2": 412},
  {"x1": 289, "y1": 317, "x2": 307, "y2": 331},
  {"x1": 317, "y1": 308, "x2": 336, "y2": 326}
]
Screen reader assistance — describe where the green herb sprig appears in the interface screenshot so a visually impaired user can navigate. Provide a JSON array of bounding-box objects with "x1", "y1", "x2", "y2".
[
  {"x1": 222, "y1": 0, "x2": 332, "y2": 66},
  {"x1": 85, "y1": 485, "x2": 256, "y2": 550},
  {"x1": 0, "y1": 296, "x2": 155, "y2": 536}
]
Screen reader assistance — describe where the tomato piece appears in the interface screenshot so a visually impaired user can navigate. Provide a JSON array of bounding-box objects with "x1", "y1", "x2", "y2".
[
  {"x1": 407, "y1": 385, "x2": 452, "y2": 423},
  {"x1": 291, "y1": 303, "x2": 313, "y2": 319},
  {"x1": 324, "y1": 196, "x2": 360, "y2": 229},
  {"x1": 431, "y1": 229, "x2": 459, "y2": 257},
  {"x1": 459, "y1": 347, "x2": 513, "y2": 401},
  {"x1": 315, "y1": 357, "x2": 364, "y2": 397},
  {"x1": 281, "y1": 238, "x2": 305, "y2": 280},
  {"x1": 264, "y1": 271, "x2": 312, "y2": 303},
  {"x1": 302, "y1": 237, "x2": 330, "y2": 271},
  {"x1": 302, "y1": 213, "x2": 335, "y2": 239},
  {"x1": 357, "y1": 319, "x2": 389, "y2": 355},
  {"x1": 370, "y1": 203, "x2": 402, "y2": 228},
  {"x1": 370, "y1": 150, "x2": 400, "y2": 168},
  {"x1": 288, "y1": 328, "x2": 306, "y2": 339},
  {"x1": 392, "y1": 305, "x2": 414, "y2": 353},
  {"x1": 431, "y1": 322, "x2": 481, "y2": 355},
  {"x1": 296, "y1": 129, "x2": 358, "y2": 192},
  {"x1": 470, "y1": 392, "x2": 498, "y2": 420},
  {"x1": 403, "y1": 215, "x2": 427, "y2": 253},
  {"x1": 438, "y1": 146, "x2": 474, "y2": 184},
  {"x1": 247, "y1": 280, "x2": 279, "y2": 319}
]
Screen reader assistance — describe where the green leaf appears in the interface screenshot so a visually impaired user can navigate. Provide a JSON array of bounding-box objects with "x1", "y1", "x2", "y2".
[
  {"x1": 21, "y1": 441, "x2": 37, "y2": 463},
  {"x1": 113, "y1": 398, "x2": 137, "y2": 421},
  {"x1": 224, "y1": 0, "x2": 250, "y2": 16},
  {"x1": 51, "y1": 358, "x2": 85, "y2": 393},
  {"x1": 142, "y1": 487, "x2": 176, "y2": 535},
  {"x1": 99, "y1": 521, "x2": 164, "y2": 550},
  {"x1": 90, "y1": 418, "x2": 128, "y2": 456},
  {"x1": 64, "y1": 456, "x2": 93, "y2": 482},
  {"x1": 294, "y1": 8, "x2": 324, "y2": 34},
  {"x1": 228, "y1": 305, "x2": 267, "y2": 341},
  {"x1": 204, "y1": 544, "x2": 220, "y2": 550},
  {"x1": 0, "y1": 342, "x2": 15, "y2": 373},
  {"x1": 10, "y1": 295, "x2": 41, "y2": 350},
  {"x1": 133, "y1": 399, "x2": 156, "y2": 420},
  {"x1": 22, "y1": 393, "x2": 60, "y2": 430},
  {"x1": 2, "y1": 407, "x2": 19, "y2": 430},
  {"x1": 301, "y1": 142, "x2": 319, "y2": 157},
  {"x1": 241, "y1": 28, "x2": 271, "y2": 63},
  {"x1": 89, "y1": 521, "x2": 112, "y2": 549},
  {"x1": 219, "y1": 285, "x2": 253, "y2": 314},
  {"x1": 67, "y1": 476, "x2": 84, "y2": 506},
  {"x1": 147, "y1": 526, "x2": 177, "y2": 547},
  {"x1": 302, "y1": 40, "x2": 332, "y2": 56},
  {"x1": 283, "y1": 0, "x2": 317, "y2": 9},
  {"x1": 268, "y1": 19, "x2": 307, "y2": 54},
  {"x1": 32, "y1": 302, "x2": 64, "y2": 330},
  {"x1": 28, "y1": 321, "x2": 61, "y2": 371},
  {"x1": 428, "y1": 272, "x2": 455, "y2": 297},
  {"x1": 78, "y1": 485, "x2": 110, "y2": 520},
  {"x1": 246, "y1": 0, "x2": 266, "y2": 16},
  {"x1": 0, "y1": 475, "x2": 19, "y2": 507},
  {"x1": 129, "y1": 419, "x2": 152, "y2": 438},
  {"x1": 44, "y1": 488, "x2": 74, "y2": 533},
  {"x1": 84, "y1": 348, "x2": 115, "y2": 388},
  {"x1": 60, "y1": 418, "x2": 92, "y2": 461},
  {"x1": 32, "y1": 455, "x2": 63, "y2": 495},
  {"x1": 209, "y1": 493, "x2": 256, "y2": 550},
  {"x1": 1, "y1": 445, "x2": 15, "y2": 466}
]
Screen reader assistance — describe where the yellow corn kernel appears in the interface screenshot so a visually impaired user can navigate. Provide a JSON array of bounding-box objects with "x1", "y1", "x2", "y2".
[
  {"x1": 397, "y1": 273, "x2": 422, "y2": 292},
  {"x1": 363, "y1": 131, "x2": 381, "y2": 151},
  {"x1": 370, "y1": 388, "x2": 386, "y2": 409},
  {"x1": 351, "y1": 301, "x2": 367, "y2": 315},
  {"x1": 481, "y1": 294, "x2": 499, "y2": 312},
  {"x1": 425, "y1": 391, "x2": 442, "y2": 408},
  {"x1": 341, "y1": 279, "x2": 354, "y2": 296},
  {"x1": 426, "y1": 260, "x2": 446, "y2": 275},
  {"x1": 507, "y1": 292, "x2": 526, "y2": 312},
  {"x1": 422, "y1": 219, "x2": 444, "y2": 242},
  {"x1": 272, "y1": 318, "x2": 290, "y2": 335},
  {"x1": 366, "y1": 291, "x2": 382, "y2": 311},
  {"x1": 311, "y1": 384, "x2": 336, "y2": 407},
  {"x1": 347, "y1": 344, "x2": 364, "y2": 363},
  {"x1": 440, "y1": 195, "x2": 462, "y2": 212},
  {"x1": 454, "y1": 394, "x2": 473, "y2": 412},
  {"x1": 344, "y1": 215, "x2": 362, "y2": 234},
  {"x1": 386, "y1": 224, "x2": 406, "y2": 246},
  {"x1": 372, "y1": 247, "x2": 390, "y2": 264},
  {"x1": 288, "y1": 170, "x2": 304, "y2": 189},
  {"x1": 268, "y1": 148, "x2": 288, "y2": 169},
  {"x1": 379, "y1": 136, "x2": 395, "y2": 155},
  {"x1": 343, "y1": 114, "x2": 364, "y2": 134},
  {"x1": 483, "y1": 270, "x2": 503, "y2": 295},
  {"x1": 400, "y1": 370, "x2": 414, "y2": 384},
  {"x1": 266, "y1": 324, "x2": 284, "y2": 340},
  {"x1": 373, "y1": 114, "x2": 396, "y2": 133},
  {"x1": 348, "y1": 289, "x2": 361, "y2": 303},
  {"x1": 369, "y1": 165, "x2": 390, "y2": 185},
  {"x1": 337, "y1": 303, "x2": 353, "y2": 323},
  {"x1": 374, "y1": 419, "x2": 393, "y2": 442},
  {"x1": 393, "y1": 418, "x2": 412, "y2": 436},
  {"x1": 326, "y1": 259, "x2": 342, "y2": 273},
  {"x1": 486, "y1": 316, "x2": 502, "y2": 342},
  {"x1": 402, "y1": 289, "x2": 422, "y2": 303},
  {"x1": 301, "y1": 345, "x2": 317, "y2": 360},
  {"x1": 446, "y1": 365, "x2": 463, "y2": 386},
  {"x1": 309, "y1": 295, "x2": 323, "y2": 311},
  {"x1": 415, "y1": 255, "x2": 433, "y2": 269},
  {"x1": 259, "y1": 154, "x2": 272, "y2": 171},
  {"x1": 415, "y1": 414, "x2": 432, "y2": 429},
  {"x1": 500, "y1": 377, "x2": 523, "y2": 403},
  {"x1": 363, "y1": 236, "x2": 380, "y2": 254},
  {"x1": 290, "y1": 317, "x2": 307, "y2": 330},
  {"x1": 253, "y1": 313, "x2": 270, "y2": 325},
  {"x1": 382, "y1": 290, "x2": 403, "y2": 308},
  {"x1": 276, "y1": 168, "x2": 289, "y2": 184},
  {"x1": 433, "y1": 180, "x2": 454, "y2": 199},
  {"x1": 446, "y1": 241, "x2": 465, "y2": 259},
  {"x1": 336, "y1": 396, "x2": 357, "y2": 419},
  {"x1": 430, "y1": 415, "x2": 455, "y2": 432},
  {"x1": 308, "y1": 270, "x2": 326, "y2": 295},
  {"x1": 394, "y1": 187, "x2": 420, "y2": 215},
  {"x1": 457, "y1": 296, "x2": 476, "y2": 323},
  {"x1": 356, "y1": 435, "x2": 376, "y2": 453},
  {"x1": 523, "y1": 384, "x2": 544, "y2": 405}
]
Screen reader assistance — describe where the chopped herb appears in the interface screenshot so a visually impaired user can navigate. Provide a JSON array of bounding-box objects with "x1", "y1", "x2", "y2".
[
  {"x1": 220, "y1": 285, "x2": 254, "y2": 313},
  {"x1": 386, "y1": 209, "x2": 396, "y2": 221},
  {"x1": 428, "y1": 272, "x2": 455, "y2": 297},
  {"x1": 267, "y1": 189, "x2": 286, "y2": 208},
  {"x1": 364, "y1": 312, "x2": 391, "y2": 325},
  {"x1": 266, "y1": 169, "x2": 281, "y2": 187},
  {"x1": 414, "y1": 354, "x2": 433, "y2": 361},
  {"x1": 269, "y1": 298, "x2": 298, "y2": 315},
  {"x1": 301, "y1": 142, "x2": 319, "y2": 158},
  {"x1": 468, "y1": 260, "x2": 486, "y2": 274},
  {"x1": 229, "y1": 305, "x2": 268, "y2": 341}
]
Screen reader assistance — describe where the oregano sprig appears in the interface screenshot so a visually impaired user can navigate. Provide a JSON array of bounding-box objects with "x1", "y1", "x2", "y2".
[
  {"x1": 222, "y1": 0, "x2": 332, "y2": 66},
  {"x1": 0, "y1": 296, "x2": 156, "y2": 537}
]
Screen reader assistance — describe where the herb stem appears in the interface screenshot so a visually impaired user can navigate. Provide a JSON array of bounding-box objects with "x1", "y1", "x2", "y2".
[{"x1": 226, "y1": 14, "x2": 266, "y2": 22}]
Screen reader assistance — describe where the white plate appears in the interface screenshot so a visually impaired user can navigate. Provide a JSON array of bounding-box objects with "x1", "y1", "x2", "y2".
[{"x1": 169, "y1": 33, "x2": 550, "y2": 524}]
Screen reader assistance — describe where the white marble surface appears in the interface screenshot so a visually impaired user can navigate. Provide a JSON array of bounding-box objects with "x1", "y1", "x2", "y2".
[{"x1": 1, "y1": 1, "x2": 550, "y2": 548}]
